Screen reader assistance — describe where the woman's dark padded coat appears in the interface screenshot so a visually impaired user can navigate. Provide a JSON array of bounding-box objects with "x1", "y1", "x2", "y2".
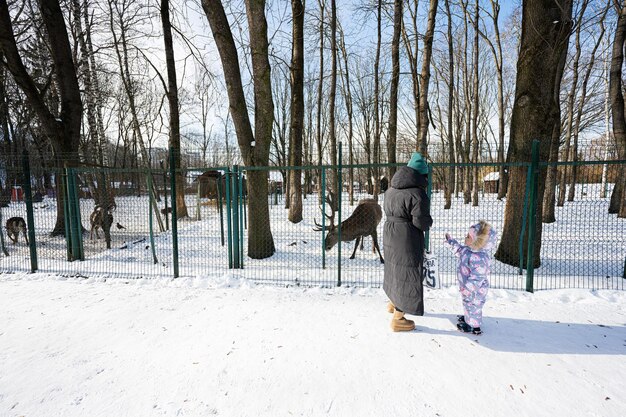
[{"x1": 383, "y1": 166, "x2": 433, "y2": 316}]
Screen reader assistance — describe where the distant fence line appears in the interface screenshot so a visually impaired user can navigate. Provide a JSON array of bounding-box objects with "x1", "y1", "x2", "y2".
[{"x1": 1, "y1": 150, "x2": 625, "y2": 292}]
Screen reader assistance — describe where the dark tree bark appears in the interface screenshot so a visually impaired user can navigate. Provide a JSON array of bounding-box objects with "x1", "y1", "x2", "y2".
[
  {"x1": 609, "y1": 3, "x2": 626, "y2": 216},
  {"x1": 202, "y1": 0, "x2": 275, "y2": 258},
  {"x1": 444, "y1": 0, "x2": 455, "y2": 210},
  {"x1": 328, "y1": 0, "x2": 338, "y2": 208},
  {"x1": 387, "y1": 0, "x2": 402, "y2": 181},
  {"x1": 0, "y1": 0, "x2": 83, "y2": 235},
  {"x1": 417, "y1": 0, "x2": 439, "y2": 155},
  {"x1": 316, "y1": 0, "x2": 324, "y2": 205},
  {"x1": 373, "y1": 0, "x2": 382, "y2": 199},
  {"x1": 338, "y1": 25, "x2": 355, "y2": 205},
  {"x1": 471, "y1": 0, "x2": 479, "y2": 206},
  {"x1": 161, "y1": 0, "x2": 188, "y2": 218},
  {"x1": 287, "y1": 0, "x2": 305, "y2": 223},
  {"x1": 568, "y1": 6, "x2": 607, "y2": 204},
  {"x1": 495, "y1": 0, "x2": 573, "y2": 268}
]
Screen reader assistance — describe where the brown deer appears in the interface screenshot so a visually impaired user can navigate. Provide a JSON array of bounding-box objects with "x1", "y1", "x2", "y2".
[
  {"x1": 5, "y1": 217, "x2": 28, "y2": 244},
  {"x1": 313, "y1": 194, "x2": 384, "y2": 263},
  {"x1": 90, "y1": 203, "x2": 115, "y2": 240}
]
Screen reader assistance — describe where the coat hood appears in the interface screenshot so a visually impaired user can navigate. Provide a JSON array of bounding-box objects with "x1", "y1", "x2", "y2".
[
  {"x1": 390, "y1": 166, "x2": 428, "y2": 190},
  {"x1": 469, "y1": 222, "x2": 498, "y2": 253}
]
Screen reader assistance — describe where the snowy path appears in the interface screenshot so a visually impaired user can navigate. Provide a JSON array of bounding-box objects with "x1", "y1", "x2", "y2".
[{"x1": 0, "y1": 275, "x2": 625, "y2": 417}]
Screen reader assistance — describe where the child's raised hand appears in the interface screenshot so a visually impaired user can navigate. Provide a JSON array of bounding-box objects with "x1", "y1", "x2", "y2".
[{"x1": 445, "y1": 233, "x2": 451, "y2": 241}]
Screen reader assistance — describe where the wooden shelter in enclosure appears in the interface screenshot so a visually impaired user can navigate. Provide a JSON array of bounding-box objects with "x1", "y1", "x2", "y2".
[
  {"x1": 483, "y1": 172, "x2": 500, "y2": 193},
  {"x1": 195, "y1": 170, "x2": 224, "y2": 198}
]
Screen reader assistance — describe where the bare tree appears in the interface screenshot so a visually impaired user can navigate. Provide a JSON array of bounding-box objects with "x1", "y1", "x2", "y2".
[
  {"x1": 372, "y1": 0, "x2": 382, "y2": 199},
  {"x1": 417, "y1": 0, "x2": 439, "y2": 155},
  {"x1": 328, "y1": 0, "x2": 338, "y2": 207},
  {"x1": 471, "y1": 0, "x2": 480, "y2": 206},
  {"x1": 287, "y1": 0, "x2": 304, "y2": 223},
  {"x1": 338, "y1": 23, "x2": 355, "y2": 205},
  {"x1": 609, "y1": 1, "x2": 626, "y2": 216},
  {"x1": 202, "y1": 0, "x2": 276, "y2": 258},
  {"x1": 161, "y1": 0, "x2": 188, "y2": 218},
  {"x1": 386, "y1": 0, "x2": 402, "y2": 181},
  {"x1": 443, "y1": 0, "x2": 455, "y2": 210},
  {"x1": 495, "y1": 0, "x2": 573, "y2": 268},
  {"x1": 0, "y1": 0, "x2": 83, "y2": 236}
]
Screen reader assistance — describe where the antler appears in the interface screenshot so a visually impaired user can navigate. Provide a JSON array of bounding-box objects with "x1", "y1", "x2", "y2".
[{"x1": 312, "y1": 193, "x2": 336, "y2": 231}]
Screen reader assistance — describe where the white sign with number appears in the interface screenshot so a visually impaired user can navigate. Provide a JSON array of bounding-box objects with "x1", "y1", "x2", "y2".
[{"x1": 423, "y1": 251, "x2": 437, "y2": 288}]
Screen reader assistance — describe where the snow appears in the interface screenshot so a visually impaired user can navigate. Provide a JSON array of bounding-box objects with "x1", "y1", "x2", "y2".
[
  {"x1": 0, "y1": 274, "x2": 625, "y2": 417},
  {"x1": 1, "y1": 183, "x2": 625, "y2": 416}
]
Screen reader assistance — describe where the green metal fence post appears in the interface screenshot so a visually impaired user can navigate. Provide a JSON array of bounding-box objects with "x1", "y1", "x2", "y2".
[
  {"x1": 224, "y1": 170, "x2": 233, "y2": 268},
  {"x1": 238, "y1": 168, "x2": 244, "y2": 268},
  {"x1": 425, "y1": 165, "x2": 432, "y2": 252},
  {"x1": 61, "y1": 172, "x2": 72, "y2": 261},
  {"x1": 337, "y1": 142, "x2": 343, "y2": 287},
  {"x1": 160, "y1": 160, "x2": 169, "y2": 231},
  {"x1": 217, "y1": 172, "x2": 225, "y2": 246},
  {"x1": 22, "y1": 151, "x2": 38, "y2": 271},
  {"x1": 66, "y1": 168, "x2": 83, "y2": 261},
  {"x1": 0, "y1": 204, "x2": 8, "y2": 256},
  {"x1": 147, "y1": 172, "x2": 158, "y2": 264},
  {"x1": 169, "y1": 148, "x2": 179, "y2": 278},
  {"x1": 321, "y1": 167, "x2": 326, "y2": 269},
  {"x1": 232, "y1": 165, "x2": 240, "y2": 269},
  {"x1": 519, "y1": 160, "x2": 534, "y2": 276},
  {"x1": 196, "y1": 179, "x2": 201, "y2": 221},
  {"x1": 525, "y1": 140, "x2": 540, "y2": 293},
  {"x1": 71, "y1": 170, "x2": 84, "y2": 260}
]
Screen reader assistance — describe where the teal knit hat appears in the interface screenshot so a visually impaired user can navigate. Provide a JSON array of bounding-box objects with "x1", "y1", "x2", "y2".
[{"x1": 407, "y1": 152, "x2": 428, "y2": 175}]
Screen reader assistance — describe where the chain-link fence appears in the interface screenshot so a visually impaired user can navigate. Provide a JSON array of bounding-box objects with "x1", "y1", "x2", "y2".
[{"x1": 1, "y1": 151, "x2": 624, "y2": 291}]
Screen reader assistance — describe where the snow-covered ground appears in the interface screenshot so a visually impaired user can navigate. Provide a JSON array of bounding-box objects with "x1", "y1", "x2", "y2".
[{"x1": 0, "y1": 273, "x2": 625, "y2": 417}]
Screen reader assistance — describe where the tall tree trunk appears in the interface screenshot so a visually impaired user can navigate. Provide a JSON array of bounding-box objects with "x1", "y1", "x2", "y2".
[
  {"x1": 418, "y1": 0, "x2": 439, "y2": 155},
  {"x1": 387, "y1": 0, "x2": 402, "y2": 181},
  {"x1": 108, "y1": 2, "x2": 151, "y2": 172},
  {"x1": 557, "y1": 2, "x2": 586, "y2": 208},
  {"x1": 316, "y1": 0, "x2": 325, "y2": 205},
  {"x1": 461, "y1": 1, "x2": 472, "y2": 203},
  {"x1": 328, "y1": 0, "x2": 338, "y2": 208},
  {"x1": 339, "y1": 25, "x2": 355, "y2": 205},
  {"x1": 161, "y1": 0, "x2": 188, "y2": 218},
  {"x1": 569, "y1": 5, "x2": 606, "y2": 203},
  {"x1": 0, "y1": 0, "x2": 83, "y2": 235},
  {"x1": 491, "y1": 0, "x2": 507, "y2": 200},
  {"x1": 444, "y1": 0, "x2": 455, "y2": 210},
  {"x1": 71, "y1": 0, "x2": 111, "y2": 209},
  {"x1": 202, "y1": 0, "x2": 275, "y2": 258},
  {"x1": 82, "y1": 0, "x2": 107, "y2": 167},
  {"x1": 609, "y1": 3, "x2": 626, "y2": 216},
  {"x1": 471, "y1": 0, "x2": 479, "y2": 206},
  {"x1": 287, "y1": 0, "x2": 304, "y2": 223},
  {"x1": 495, "y1": 0, "x2": 573, "y2": 268},
  {"x1": 373, "y1": 0, "x2": 382, "y2": 199}
]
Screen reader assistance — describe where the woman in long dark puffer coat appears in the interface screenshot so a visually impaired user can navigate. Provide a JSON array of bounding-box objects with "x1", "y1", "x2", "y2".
[{"x1": 383, "y1": 152, "x2": 433, "y2": 332}]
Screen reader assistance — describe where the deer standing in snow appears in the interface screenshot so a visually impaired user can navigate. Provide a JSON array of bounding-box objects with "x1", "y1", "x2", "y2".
[{"x1": 313, "y1": 194, "x2": 384, "y2": 263}]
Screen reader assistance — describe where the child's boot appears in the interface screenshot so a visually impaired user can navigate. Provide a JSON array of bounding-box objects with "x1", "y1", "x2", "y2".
[
  {"x1": 457, "y1": 322, "x2": 482, "y2": 335},
  {"x1": 391, "y1": 310, "x2": 415, "y2": 332},
  {"x1": 387, "y1": 302, "x2": 395, "y2": 313}
]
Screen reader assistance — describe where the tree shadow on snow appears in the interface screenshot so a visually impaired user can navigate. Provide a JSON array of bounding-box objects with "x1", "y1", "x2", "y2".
[{"x1": 423, "y1": 313, "x2": 626, "y2": 355}]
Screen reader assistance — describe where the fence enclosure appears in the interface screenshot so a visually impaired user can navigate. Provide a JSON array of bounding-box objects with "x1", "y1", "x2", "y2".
[{"x1": 1, "y1": 148, "x2": 624, "y2": 292}]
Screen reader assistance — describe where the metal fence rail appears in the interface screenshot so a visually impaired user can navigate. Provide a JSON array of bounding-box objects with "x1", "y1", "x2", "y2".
[{"x1": 1, "y1": 151, "x2": 624, "y2": 291}]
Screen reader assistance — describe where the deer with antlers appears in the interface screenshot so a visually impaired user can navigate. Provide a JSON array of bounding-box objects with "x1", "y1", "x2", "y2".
[{"x1": 313, "y1": 193, "x2": 384, "y2": 263}]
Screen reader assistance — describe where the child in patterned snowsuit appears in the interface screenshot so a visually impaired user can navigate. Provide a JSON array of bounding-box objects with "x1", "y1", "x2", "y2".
[{"x1": 445, "y1": 221, "x2": 497, "y2": 335}]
